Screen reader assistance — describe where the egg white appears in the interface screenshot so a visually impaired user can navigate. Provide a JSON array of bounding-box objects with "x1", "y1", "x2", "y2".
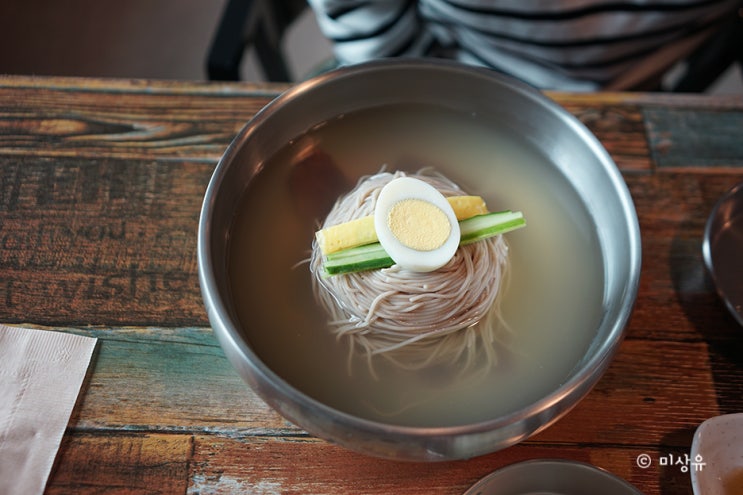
[{"x1": 374, "y1": 177, "x2": 460, "y2": 272}]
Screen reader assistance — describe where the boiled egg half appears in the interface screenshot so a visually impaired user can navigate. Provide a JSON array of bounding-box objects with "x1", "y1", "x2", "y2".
[{"x1": 374, "y1": 176, "x2": 460, "y2": 272}]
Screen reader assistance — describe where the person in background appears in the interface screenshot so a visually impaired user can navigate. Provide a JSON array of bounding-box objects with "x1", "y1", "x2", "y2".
[{"x1": 306, "y1": 0, "x2": 741, "y2": 91}]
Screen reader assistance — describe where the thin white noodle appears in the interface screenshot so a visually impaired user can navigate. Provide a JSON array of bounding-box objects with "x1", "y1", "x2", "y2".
[{"x1": 309, "y1": 170, "x2": 510, "y2": 372}]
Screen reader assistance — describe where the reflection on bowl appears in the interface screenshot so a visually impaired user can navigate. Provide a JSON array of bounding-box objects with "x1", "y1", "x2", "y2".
[{"x1": 197, "y1": 59, "x2": 641, "y2": 461}]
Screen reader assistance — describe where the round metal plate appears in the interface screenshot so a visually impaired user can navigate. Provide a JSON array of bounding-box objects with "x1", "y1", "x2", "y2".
[{"x1": 703, "y1": 182, "x2": 743, "y2": 326}]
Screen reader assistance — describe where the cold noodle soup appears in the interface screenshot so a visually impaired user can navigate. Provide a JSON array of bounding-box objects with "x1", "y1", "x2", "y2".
[{"x1": 228, "y1": 103, "x2": 604, "y2": 427}]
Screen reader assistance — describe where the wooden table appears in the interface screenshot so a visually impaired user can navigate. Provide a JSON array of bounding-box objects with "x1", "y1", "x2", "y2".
[{"x1": 1, "y1": 75, "x2": 741, "y2": 495}]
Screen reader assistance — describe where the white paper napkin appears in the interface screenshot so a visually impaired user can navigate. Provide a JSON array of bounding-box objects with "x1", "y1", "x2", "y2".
[{"x1": 0, "y1": 325, "x2": 97, "y2": 495}]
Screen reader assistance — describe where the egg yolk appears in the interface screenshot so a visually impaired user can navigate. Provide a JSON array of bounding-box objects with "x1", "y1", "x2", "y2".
[{"x1": 387, "y1": 199, "x2": 452, "y2": 251}]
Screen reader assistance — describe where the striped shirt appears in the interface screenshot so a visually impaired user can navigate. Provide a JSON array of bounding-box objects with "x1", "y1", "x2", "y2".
[{"x1": 307, "y1": 0, "x2": 739, "y2": 90}]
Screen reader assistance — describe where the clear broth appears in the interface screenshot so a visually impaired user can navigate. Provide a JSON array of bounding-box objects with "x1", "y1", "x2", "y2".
[{"x1": 228, "y1": 103, "x2": 604, "y2": 427}]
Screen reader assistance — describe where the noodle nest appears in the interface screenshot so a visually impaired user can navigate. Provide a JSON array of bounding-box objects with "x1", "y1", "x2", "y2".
[{"x1": 310, "y1": 170, "x2": 510, "y2": 372}]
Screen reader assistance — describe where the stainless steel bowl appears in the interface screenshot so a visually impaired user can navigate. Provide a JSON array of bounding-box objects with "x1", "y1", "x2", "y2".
[
  {"x1": 198, "y1": 59, "x2": 641, "y2": 461},
  {"x1": 463, "y1": 459, "x2": 644, "y2": 494}
]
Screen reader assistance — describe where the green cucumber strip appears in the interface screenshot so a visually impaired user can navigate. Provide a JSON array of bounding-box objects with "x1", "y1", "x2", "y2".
[
  {"x1": 459, "y1": 210, "x2": 526, "y2": 245},
  {"x1": 323, "y1": 243, "x2": 393, "y2": 275},
  {"x1": 322, "y1": 210, "x2": 525, "y2": 276}
]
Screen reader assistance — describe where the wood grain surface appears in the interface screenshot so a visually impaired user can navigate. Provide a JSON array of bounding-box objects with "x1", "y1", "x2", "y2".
[{"x1": 1, "y1": 76, "x2": 742, "y2": 495}]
